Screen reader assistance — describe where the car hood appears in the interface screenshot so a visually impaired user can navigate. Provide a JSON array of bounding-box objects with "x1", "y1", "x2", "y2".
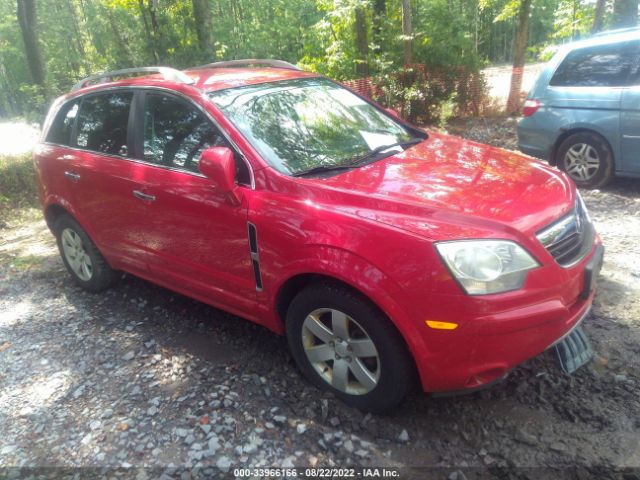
[{"x1": 315, "y1": 131, "x2": 575, "y2": 239}]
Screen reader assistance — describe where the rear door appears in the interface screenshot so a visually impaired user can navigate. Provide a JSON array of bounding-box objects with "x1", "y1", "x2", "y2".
[
  {"x1": 67, "y1": 90, "x2": 150, "y2": 271},
  {"x1": 620, "y1": 41, "x2": 640, "y2": 174}
]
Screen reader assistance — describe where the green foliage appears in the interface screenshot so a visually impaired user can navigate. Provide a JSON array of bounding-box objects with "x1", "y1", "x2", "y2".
[
  {"x1": 0, "y1": 0, "x2": 628, "y2": 120},
  {"x1": 0, "y1": 152, "x2": 37, "y2": 224},
  {"x1": 553, "y1": 0, "x2": 593, "y2": 38}
]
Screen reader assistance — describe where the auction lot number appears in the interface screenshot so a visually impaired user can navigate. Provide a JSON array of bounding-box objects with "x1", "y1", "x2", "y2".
[{"x1": 234, "y1": 467, "x2": 400, "y2": 478}]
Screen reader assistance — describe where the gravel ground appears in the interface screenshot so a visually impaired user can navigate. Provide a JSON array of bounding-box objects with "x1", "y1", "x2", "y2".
[{"x1": 1, "y1": 119, "x2": 639, "y2": 479}]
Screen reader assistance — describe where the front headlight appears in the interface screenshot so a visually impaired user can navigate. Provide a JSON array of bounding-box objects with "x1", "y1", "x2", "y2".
[{"x1": 436, "y1": 240, "x2": 539, "y2": 295}]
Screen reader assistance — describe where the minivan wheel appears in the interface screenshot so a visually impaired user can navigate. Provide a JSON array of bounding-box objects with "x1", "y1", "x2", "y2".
[
  {"x1": 54, "y1": 215, "x2": 117, "y2": 292},
  {"x1": 286, "y1": 283, "x2": 414, "y2": 413},
  {"x1": 556, "y1": 132, "x2": 613, "y2": 189}
]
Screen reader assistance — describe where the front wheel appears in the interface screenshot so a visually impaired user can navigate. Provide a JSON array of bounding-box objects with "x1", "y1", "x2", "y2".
[
  {"x1": 286, "y1": 283, "x2": 415, "y2": 413},
  {"x1": 556, "y1": 132, "x2": 614, "y2": 189},
  {"x1": 54, "y1": 215, "x2": 117, "y2": 292}
]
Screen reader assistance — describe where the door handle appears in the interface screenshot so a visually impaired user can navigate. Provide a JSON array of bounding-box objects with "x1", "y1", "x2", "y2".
[
  {"x1": 64, "y1": 171, "x2": 80, "y2": 182},
  {"x1": 132, "y1": 190, "x2": 156, "y2": 202},
  {"x1": 58, "y1": 154, "x2": 76, "y2": 161}
]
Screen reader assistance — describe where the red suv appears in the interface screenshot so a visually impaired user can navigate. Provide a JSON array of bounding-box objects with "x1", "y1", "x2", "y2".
[{"x1": 35, "y1": 60, "x2": 604, "y2": 412}]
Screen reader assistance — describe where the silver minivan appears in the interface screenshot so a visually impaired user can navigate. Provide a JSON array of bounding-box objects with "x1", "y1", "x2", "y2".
[{"x1": 518, "y1": 28, "x2": 640, "y2": 188}]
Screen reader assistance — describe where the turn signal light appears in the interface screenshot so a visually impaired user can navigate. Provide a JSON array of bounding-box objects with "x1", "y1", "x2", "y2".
[{"x1": 425, "y1": 320, "x2": 459, "y2": 330}]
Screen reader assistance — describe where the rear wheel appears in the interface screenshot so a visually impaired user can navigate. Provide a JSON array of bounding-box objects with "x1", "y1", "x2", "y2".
[
  {"x1": 54, "y1": 215, "x2": 117, "y2": 292},
  {"x1": 286, "y1": 282, "x2": 415, "y2": 412},
  {"x1": 556, "y1": 132, "x2": 613, "y2": 189}
]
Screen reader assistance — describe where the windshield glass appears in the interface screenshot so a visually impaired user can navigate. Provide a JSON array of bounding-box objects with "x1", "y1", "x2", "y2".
[{"x1": 209, "y1": 78, "x2": 420, "y2": 176}]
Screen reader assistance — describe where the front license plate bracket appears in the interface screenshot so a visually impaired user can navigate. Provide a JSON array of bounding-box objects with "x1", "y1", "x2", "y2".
[{"x1": 555, "y1": 325, "x2": 594, "y2": 374}]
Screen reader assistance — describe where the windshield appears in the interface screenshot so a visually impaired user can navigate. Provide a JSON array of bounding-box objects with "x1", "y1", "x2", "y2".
[{"x1": 209, "y1": 78, "x2": 422, "y2": 176}]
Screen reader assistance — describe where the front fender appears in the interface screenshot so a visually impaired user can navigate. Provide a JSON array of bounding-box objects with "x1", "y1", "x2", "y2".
[{"x1": 270, "y1": 245, "x2": 429, "y2": 383}]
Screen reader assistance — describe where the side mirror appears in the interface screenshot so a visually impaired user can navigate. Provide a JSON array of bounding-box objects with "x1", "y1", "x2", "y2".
[{"x1": 199, "y1": 147, "x2": 241, "y2": 205}]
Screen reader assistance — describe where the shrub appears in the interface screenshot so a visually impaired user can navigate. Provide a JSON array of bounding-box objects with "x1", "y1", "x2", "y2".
[
  {"x1": 0, "y1": 152, "x2": 38, "y2": 225},
  {"x1": 343, "y1": 64, "x2": 490, "y2": 125}
]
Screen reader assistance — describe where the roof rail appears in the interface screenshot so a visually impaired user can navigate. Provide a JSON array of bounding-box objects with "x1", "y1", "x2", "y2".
[
  {"x1": 71, "y1": 67, "x2": 195, "y2": 91},
  {"x1": 593, "y1": 26, "x2": 640, "y2": 37},
  {"x1": 191, "y1": 59, "x2": 302, "y2": 71}
]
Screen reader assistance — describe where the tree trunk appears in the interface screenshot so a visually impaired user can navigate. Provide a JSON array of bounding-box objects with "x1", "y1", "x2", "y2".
[
  {"x1": 592, "y1": 0, "x2": 607, "y2": 33},
  {"x1": 148, "y1": 0, "x2": 163, "y2": 59},
  {"x1": 372, "y1": 0, "x2": 385, "y2": 53},
  {"x1": 65, "y1": 0, "x2": 85, "y2": 57},
  {"x1": 106, "y1": 9, "x2": 134, "y2": 67},
  {"x1": 354, "y1": 6, "x2": 368, "y2": 76},
  {"x1": 0, "y1": 58, "x2": 18, "y2": 116},
  {"x1": 16, "y1": 0, "x2": 45, "y2": 86},
  {"x1": 138, "y1": 0, "x2": 160, "y2": 63},
  {"x1": 613, "y1": 0, "x2": 638, "y2": 28},
  {"x1": 192, "y1": 0, "x2": 214, "y2": 59},
  {"x1": 506, "y1": 0, "x2": 531, "y2": 114},
  {"x1": 402, "y1": 0, "x2": 412, "y2": 65}
]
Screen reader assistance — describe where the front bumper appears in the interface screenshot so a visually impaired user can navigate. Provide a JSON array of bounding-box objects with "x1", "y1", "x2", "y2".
[{"x1": 419, "y1": 242, "x2": 603, "y2": 393}]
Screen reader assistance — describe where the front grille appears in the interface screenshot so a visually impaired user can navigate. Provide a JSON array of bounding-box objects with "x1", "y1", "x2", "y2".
[{"x1": 536, "y1": 197, "x2": 594, "y2": 267}]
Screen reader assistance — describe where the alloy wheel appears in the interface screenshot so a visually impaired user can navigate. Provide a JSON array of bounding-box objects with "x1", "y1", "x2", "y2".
[
  {"x1": 61, "y1": 227, "x2": 93, "y2": 281},
  {"x1": 301, "y1": 308, "x2": 380, "y2": 395},
  {"x1": 563, "y1": 143, "x2": 600, "y2": 182}
]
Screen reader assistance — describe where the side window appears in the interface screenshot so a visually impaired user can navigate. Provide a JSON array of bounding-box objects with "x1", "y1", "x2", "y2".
[
  {"x1": 74, "y1": 92, "x2": 133, "y2": 155},
  {"x1": 46, "y1": 100, "x2": 79, "y2": 145},
  {"x1": 143, "y1": 94, "x2": 228, "y2": 174},
  {"x1": 550, "y1": 42, "x2": 639, "y2": 87}
]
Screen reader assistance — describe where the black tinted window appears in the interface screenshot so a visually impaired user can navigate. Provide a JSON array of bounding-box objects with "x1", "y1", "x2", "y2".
[
  {"x1": 143, "y1": 94, "x2": 232, "y2": 175},
  {"x1": 74, "y1": 92, "x2": 132, "y2": 155},
  {"x1": 46, "y1": 100, "x2": 79, "y2": 145},
  {"x1": 550, "y1": 42, "x2": 638, "y2": 87}
]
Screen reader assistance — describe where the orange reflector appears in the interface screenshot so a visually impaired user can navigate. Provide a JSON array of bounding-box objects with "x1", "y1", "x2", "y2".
[{"x1": 425, "y1": 320, "x2": 458, "y2": 330}]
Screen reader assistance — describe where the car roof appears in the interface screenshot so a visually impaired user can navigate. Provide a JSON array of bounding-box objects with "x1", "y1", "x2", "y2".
[
  {"x1": 66, "y1": 66, "x2": 320, "y2": 99},
  {"x1": 558, "y1": 28, "x2": 640, "y2": 53},
  {"x1": 184, "y1": 67, "x2": 320, "y2": 91}
]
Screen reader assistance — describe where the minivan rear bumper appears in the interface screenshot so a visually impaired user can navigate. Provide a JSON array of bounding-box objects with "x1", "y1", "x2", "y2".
[
  {"x1": 518, "y1": 143, "x2": 548, "y2": 161},
  {"x1": 517, "y1": 115, "x2": 555, "y2": 161}
]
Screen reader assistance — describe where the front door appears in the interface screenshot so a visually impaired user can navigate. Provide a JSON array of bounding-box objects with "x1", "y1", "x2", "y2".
[{"x1": 129, "y1": 91, "x2": 256, "y2": 311}]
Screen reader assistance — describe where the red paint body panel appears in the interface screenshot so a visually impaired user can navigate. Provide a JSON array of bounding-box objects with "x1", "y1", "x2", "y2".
[{"x1": 35, "y1": 69, "x2": 602, "y2": 394}]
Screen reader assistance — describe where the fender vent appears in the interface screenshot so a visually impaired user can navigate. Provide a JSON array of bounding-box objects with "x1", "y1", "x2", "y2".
[{"x1": 247, "y1": 222, "x2": 263, "y2": 291}]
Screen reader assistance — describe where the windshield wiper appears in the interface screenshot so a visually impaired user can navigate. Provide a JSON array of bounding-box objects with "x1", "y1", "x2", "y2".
[
  {"x1": 292, "y1": 137, "x2": 424, "y2": 178},
  {"x1": 292, "y1": 164, "x2": 358, "y2": 177},
  {"x1": 347, "y1": 137, "x2": 424, "y2": 166}
]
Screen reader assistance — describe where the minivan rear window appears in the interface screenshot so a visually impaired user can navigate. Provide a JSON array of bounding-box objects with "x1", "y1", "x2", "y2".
[{"x1": 549, "y1": 41, "x2": 639, "y2": 87}]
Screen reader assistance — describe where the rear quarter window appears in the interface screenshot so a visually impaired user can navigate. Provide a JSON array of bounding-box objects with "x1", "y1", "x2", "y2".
[
  {"x1": 549, "y1": 41, "x2": 639, "y2": 87},
  {"x1": 45, "y1": 100, "x2": 79, "y2": 145}
]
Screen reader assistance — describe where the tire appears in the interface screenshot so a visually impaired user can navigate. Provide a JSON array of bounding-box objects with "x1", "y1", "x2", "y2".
[
  {"x1": 555, "y1": 132, "x2": 614, "y2": 189},
  {"x1": 286, "y1": 282, "x2": 415, "y2": 413},
  {"x1": 53, "y1": 215, "x2": 117, "y2": 292}
]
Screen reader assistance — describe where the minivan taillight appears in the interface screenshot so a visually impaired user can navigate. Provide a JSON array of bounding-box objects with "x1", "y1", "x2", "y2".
[{"x1": 522, "y1": 99, "x2": 541, "y2": 117}]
